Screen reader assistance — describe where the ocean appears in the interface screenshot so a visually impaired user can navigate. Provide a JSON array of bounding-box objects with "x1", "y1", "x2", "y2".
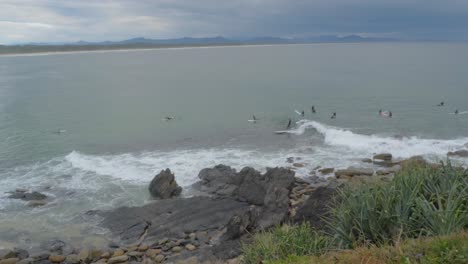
[{"x1": 0, "y1": 43, "x2": 467, "y2": 248}]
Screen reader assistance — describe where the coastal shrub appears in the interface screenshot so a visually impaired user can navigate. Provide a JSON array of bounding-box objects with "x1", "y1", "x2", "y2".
[
  {"x1": 329, "y1": 161, "x2": 468, "y2": 248},
  {"x1": 269, "y1": 231, "x2": 468, "y2": 264},
  {"x1": 241, "y1": 222, "x2": 331, "y2": 264}
]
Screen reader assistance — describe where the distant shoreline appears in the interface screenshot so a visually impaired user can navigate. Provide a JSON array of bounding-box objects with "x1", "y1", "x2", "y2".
[{"x1": 0, "y1": 42, "x2": 302, "y2": 57}]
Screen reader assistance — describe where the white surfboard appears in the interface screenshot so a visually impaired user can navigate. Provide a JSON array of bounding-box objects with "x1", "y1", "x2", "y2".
[
  {"x1": 274, "y1": 130, "x2": 289, "y2": 134},
  {"x1": 449, "y1": 111, "x2": 468, "y2": 115},
  {"x1": 248, "y1": 119, "x2": 257, "y2": 123},
  {"x1": 295, "y1": 110, "x2": 302, "y2": 116}
]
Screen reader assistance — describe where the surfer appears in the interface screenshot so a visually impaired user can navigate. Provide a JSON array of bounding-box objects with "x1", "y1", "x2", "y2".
[
  {"x1": 455, "y1": 109, "x2": 459, "y2": 115},
  {"x1": 287, "y1": 118, "x2": 292, "y2": 129},
  {"x1": 253, "y1": 115, "x2": 257, "y2": 121},
  {"x1": 301, "y1": 110, "x2": 305, "y2": 117},
  {"x1": 54, "y1": 129, "x2": 66, "y2": 134},
  {"x1": 379, "y1": 109, "x2": 382, "y2": 116},
  {"x1": 437, "y1": 101, "x2": 444, "y2": 107},
  {"x1": 163, "y1": 116, "x2": 174, "y2": 121},
  {"x1": 389, "y1": 111, "x2": 393, "y2": 118},
  {"x1": 331, "y1": 112, "x2": 336, "y2": 119},
  {"x1": 311, "y1": 105, "x2": 316, "y2": 113}
]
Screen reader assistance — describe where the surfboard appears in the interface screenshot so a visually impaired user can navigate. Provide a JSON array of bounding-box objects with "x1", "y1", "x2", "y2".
[
  {"x1": 449, "y1": 111, "x2": 468, "y2": 115},
  {"x1": 379, "y1": 111, "x2": 390, "y2": 117},
  {"x1": 295, "y1": 110, "x2": 302, "y2": 116},
  {"x1": 274, "y1": 131, "x2": 289, "y2": 134},
  {"x1": 248, "y1": 119, "x2": 257, "y2": 123}
]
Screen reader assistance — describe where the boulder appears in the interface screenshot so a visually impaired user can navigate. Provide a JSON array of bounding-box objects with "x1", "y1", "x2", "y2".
[
  {"x1": 0, "y1": 258, "x2": 19, "y2": 264},
  {"x1": 447, "y1": 150, "x2": 468, "y2": 157},
  {"x1": 27, "y1": 200, "x2": 47, "y2": 207},
  {"x1": 198, "y1": 165, "x2": 241, "y2": 197},
  {"x1": 41, "y1": 240, "x2": 74, "y2": 256},
  {"x1": 48, "y1": 255, "x2": 65, "y2": 263},
  {"x1": 108, "y1": 255, "x2": 128, "y2": 264},
  {"x1": 335, "y1": 167, "x2": 374, "y2": 177},
  {"x1": 148, "y1": 169, "x2": 182, "y2": 199},
  {"x1": 373, "y1": 153, "x2": 392, "y2": 161}
]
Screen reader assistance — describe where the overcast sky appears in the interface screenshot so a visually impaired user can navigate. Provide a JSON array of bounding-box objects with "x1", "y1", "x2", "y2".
[{"x1": 1, "y1": 0, "x2": 468, "y2": 44}]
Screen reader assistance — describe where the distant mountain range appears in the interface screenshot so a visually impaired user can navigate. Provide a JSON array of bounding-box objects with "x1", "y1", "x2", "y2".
[
  {"x1": 22, "y1": 35, "x2": 396, "y2": 46},
  {"x1": 0, "y1": 35, "x2": 398, "y2": 55}
]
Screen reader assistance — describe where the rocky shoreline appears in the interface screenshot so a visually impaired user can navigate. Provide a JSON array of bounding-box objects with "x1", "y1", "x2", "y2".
[{"x1": 0, "y1": 153, "x2": 454, "y2": 264}]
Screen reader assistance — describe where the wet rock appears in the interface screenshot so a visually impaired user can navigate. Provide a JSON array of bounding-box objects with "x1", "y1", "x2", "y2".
[
  {"x1": 127, "y1": 251, "x2": 143, "y2": 258},
  {"x1": 107, "y1": 255, "x2": 128, "y2": 264},
  {"x1": 27, "y1": 200, "x2": 47, "y2": 207},
  {"x1": 335, "y1": 167, "x2": 374, "y2": 177},
  {"x1": 373, "y1": 153, "x2": 392, "y2": 161},
  {"x1": 30, "y1": 252, "x2": 50, "y2": 261},
  {"x1": 148, "y1": 169, "x2": 182, "y2": 199},
  {"x1": 319, "y1": 168, "x2": 334, "y2": 174},
  {"x1": 361, "y1": 158, "x2": 373, "y2": 163},
  {"x1": 447, "y1": 150, "x2": 468, "y2": 157},
  {"x1": 8, "y1": 191, "x2": 47, "y2": 201},
  {"x1": 65, "y1": 254, "x2": 80, "y2": 264},
  {"x1": 222, "y1": 207, "x2": 261, "y2": 240},
  {"x1": 292, "y1": 163, "x2": 304, "y2": 168},
  {"x1": 48, "y1": 255, "x2": 65, "y2": 263},
  {"x1": 0, "y1": 258, "x2": 19, "y2": 264},
  {"x1": 286, "y1": 157, "x2": 294, "y2": 163},
  {"x1": 41, "y1": 240, "x2": 73, "y2": 256}
]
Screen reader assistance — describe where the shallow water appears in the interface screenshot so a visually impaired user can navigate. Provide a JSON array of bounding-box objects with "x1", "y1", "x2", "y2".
[{"x1": 0, "y1": 43, "x2": 467, "y2": 248}]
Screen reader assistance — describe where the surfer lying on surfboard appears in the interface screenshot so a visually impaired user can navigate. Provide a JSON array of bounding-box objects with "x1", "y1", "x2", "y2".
[
  {"x1": 331, "y1": 112, "x2": 336, "y2": 119},
  {"x1": 311, "y1": 106, "x2": 316, "y2": 113},
  {"x1": 163, "y1": 116, "x2": 174, "y2": 121}
]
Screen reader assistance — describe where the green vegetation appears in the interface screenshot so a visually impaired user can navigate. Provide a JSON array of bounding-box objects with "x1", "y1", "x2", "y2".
[{"x1": 242, "y1": 161, "x2": 468, "y2": 263}]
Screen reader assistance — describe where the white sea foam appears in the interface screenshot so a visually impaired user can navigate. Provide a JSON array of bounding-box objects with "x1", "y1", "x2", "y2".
[{"x1": 292, "y1": 120, "x2": 468, "y2": 158}]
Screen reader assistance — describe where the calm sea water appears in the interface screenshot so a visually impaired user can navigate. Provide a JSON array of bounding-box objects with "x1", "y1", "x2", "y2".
[{"x1": 0, "y1": 43, "x2": 467, "y2": 248}]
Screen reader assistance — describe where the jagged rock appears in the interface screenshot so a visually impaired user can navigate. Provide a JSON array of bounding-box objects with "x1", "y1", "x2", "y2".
[
  {"x1": 198, "y1": 165, "x2": 241, "y2": 197},
  {"x1": 148, "y1": 169, "x2": 182, "y2": 199},
  {"x1": 373, "y1": 153, "x2": 392, "y2": 161},
  {"x1": 293, "y1": 186, "x2": 335, "y2": 229},
  {"x1": 335, "y1": 167, "x2": 374, "y2": 177},
  {"x1": 447, "y1": 150, "x2": 468, "y2": 157}
]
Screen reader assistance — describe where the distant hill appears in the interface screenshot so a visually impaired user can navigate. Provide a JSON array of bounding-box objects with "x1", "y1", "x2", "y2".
[{"x1": 1, "y1": 35, "x2": 397, "y2": 55}]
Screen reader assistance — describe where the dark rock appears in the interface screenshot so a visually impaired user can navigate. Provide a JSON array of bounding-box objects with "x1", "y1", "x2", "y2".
[
  {"x1": 222, "y1": 207, "x2": 261, "y2": 240},
  {"x1": 12, "y1": 249, "x2": 28, "y2": 260},
  {"x1": 447, "y1": 150, "x2": 468, "y2": 157},
  {"x1": 335, "y1": 167, "x2": 374, "y2": 177},
  {"x1": 211, "y1": 239, "x2": 243, "y2": 260},
  {"x1": 41, "y1": 240, "x2": 74, "y2": 255},
  {"x1": 198, "y1": 165, "x2": 241, "y2": 197},
  {"x1": 8, "y1": 191, "x2": 47, "y2": 201},
  {"x1": 319, "y1": 168, "x2": 334, "y2": 174},
  {"x1": 361, "y1": 158, "x2": 373, "y2": 163},
  {"x1": 148, "y1": 169, "x2": 182, "y2": 199},
  {"x1": 0, "y1": 250, "x2": 15, "y2": 260},
  {"x1": 293, "y1": 186, "x2": 335, "y2": 229},
  {"x1": 100, "y1": 196, "x2": 249, "y2": 244},
  {"x1": 373, "y1": 153, "x2": 392, "y2": 161}
]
